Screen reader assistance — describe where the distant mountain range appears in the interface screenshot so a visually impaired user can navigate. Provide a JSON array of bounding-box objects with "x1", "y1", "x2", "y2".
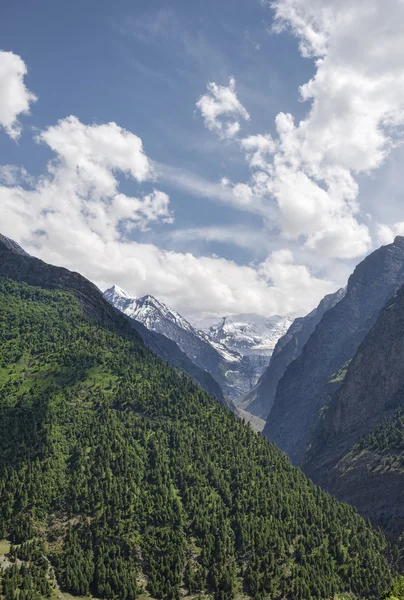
[
  {"x1": 205, "y1": 313, "x2": 292, "y2": 383},
  {"x1": 104, "y1": 286, "x2": 291, "y2": 403},
  {"x1": 205, "y1": 313, "x2": 292, "y2": 356}
]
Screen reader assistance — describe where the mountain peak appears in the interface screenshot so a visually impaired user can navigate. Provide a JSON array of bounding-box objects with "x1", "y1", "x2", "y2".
[
  {"x1": 104, "y1": 284, "x2": 133, "y2": 299},
  {"x1": 208, "y1": 313, "x2": 293, "y2": 357},
  {"x1": 0, "y1": 234, "x2": 30, "y2": 256},
  {"x1": 393, "y1": 235, "x2": 404, "y2": 247},
  {"x1": 137, "y1": 293, "x2": 162, "y2": 306}
]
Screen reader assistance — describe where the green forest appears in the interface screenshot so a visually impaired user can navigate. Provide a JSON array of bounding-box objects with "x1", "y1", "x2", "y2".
[
  {"x1": 0, "y1": 277, "x2": 399, "y2": 600},
  {"x1": 355, "y1": 408, "x2": 404, "y2": 455}
]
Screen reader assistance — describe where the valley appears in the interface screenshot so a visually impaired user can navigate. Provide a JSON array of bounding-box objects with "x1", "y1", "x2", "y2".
[
  {"x1": 0, "y1": 234, "x2": 398, "y2": 599},
  {"x1": 2, "y1": 2, "x2": 404, "y2": 597}
]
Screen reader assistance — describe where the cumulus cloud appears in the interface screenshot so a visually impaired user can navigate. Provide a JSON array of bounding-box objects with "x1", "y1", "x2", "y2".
[
  {"x1": 0, "y1": 112, "x2": 333, "y2": 319},
  {"x1": 240, "y1": 134, "x2": 275, "y2": 169},
  {"x1": 197, "y1": 0, "x2": 404, "y2": 260},
  {"x1": 258, "y1": 248, "x2": 334, "y2": 310},
  {"x1": 39, "y1": 116, "x2": 152, "y2": 191},
  {"x1": 0, "y1": 51, "x2": 36, "y2": 139},
  {"x1": 264, "y1": 0, "x2": 404, "y2": 256},
  {"x1": 2, "y1": 116, "x2": 173, "y2": 245},
  {"x1": 196, "y1": 77, "x2": 250, "y2": 139},
  {"x1": 376, "y1": 222, "x2": 404, "y2": 246}
]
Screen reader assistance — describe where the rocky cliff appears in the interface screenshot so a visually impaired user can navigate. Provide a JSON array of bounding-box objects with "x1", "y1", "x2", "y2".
[
  {"x1": 263, "y1": 236, "x2": 404, "y2": 464},
  {"x1": 304, "y1": 284, "x2": 404, "y2": 536},
  {"x1": 243, "y1": 288, "x2": 345, "y2": 418}
]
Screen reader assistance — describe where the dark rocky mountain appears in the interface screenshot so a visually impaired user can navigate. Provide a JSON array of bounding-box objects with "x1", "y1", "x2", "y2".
[
  {"x1": 0, "y1": 235, "x2": 29, "y2": 256},
  {"x1": 104, "y1": 285, "x2": 256, "y2": 402},
  {"x1": 263, "y1": 236, "x2": 404, "y2": 464},
  {"x1": 304, "y1": 283, "x2": 404, "y2": 537},
  {"x1": 243, "y1": 288, "x2": 345, "y2": 418},
  {"x1": 0, "y1": 234, "x2": 229, "y2": 407}
]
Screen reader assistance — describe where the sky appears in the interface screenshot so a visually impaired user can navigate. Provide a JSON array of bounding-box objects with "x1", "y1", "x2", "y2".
[{"x1": 1, "y1": 0, "x2": 404, "y2": 321}]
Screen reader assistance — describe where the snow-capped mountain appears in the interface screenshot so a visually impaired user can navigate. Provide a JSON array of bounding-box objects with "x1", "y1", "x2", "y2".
[
  {"x1": 201, "y1": 314, "x2": 292, "y2": 383},
  {"x1": 104, "y1": 286, "x2": 255, "y2": 401},
  {"x1": 104, "y1": 284, "x2": 133, "y2": 310},
  {"x1": 104, "y1": 286, "x2": 292, "y2": 404},
  {"x1": 207, "y1": 314, "x2": 293, "y2": 356}
]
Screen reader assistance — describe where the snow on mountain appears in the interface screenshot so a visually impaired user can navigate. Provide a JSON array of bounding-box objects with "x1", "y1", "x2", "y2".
[
  {"x1": 104, "y1": 286, "x2": 292, "y2": 404},
  {"x1": 125, "y1": 294, "x2": 196, "y2": 335},
  {"x1": 105, "y1": 290, "x2": 240, "y2": 362},
  {"x1": 206, "y1": 314, "x2": 293, "y2": 357},
  {"x1": 104, "y1": 284, "x2": 133, "y2": 311},
  {"x1": 103, "y1": 286, "x2": 253, "y2": 401}
]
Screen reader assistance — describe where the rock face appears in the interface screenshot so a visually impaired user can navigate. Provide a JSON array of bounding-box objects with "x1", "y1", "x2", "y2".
[
  {"x1": 207, "y1": 314, "x2": 292, "y2": 388},
  {"x1": 0, "y1": 235, "x2": 229, "y2": 407},
  {"x1": 243, "y1": 288, "x2": 345, "y2": 418},
  {"x1": 104, "y1": 287, "x2": 261, "y2": 402},
  {"x1": 304, "y1": 284, "x2": 404, "y2": 536},
  {"x1": 207, "y1": 313, "x2": 292, "y2": 358},
  {"x1": 263, "y1": 236, "x2": 404, "y2": 464},
  {"x1": 0, "y1": 233, "x2": 29, "y2": 256}
]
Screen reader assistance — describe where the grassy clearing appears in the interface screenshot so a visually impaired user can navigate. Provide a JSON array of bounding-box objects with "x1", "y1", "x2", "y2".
[{"x1": 0, "y1": 539, "x2": 10, "y2": 555}]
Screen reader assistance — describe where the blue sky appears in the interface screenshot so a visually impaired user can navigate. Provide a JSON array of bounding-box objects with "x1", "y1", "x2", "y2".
[
  {"x1": 1, "y1": 0, "x2": 404, "y2": 319},
  {"x1": 0, "y1": 0, "x2": 312, "y2": 263}
]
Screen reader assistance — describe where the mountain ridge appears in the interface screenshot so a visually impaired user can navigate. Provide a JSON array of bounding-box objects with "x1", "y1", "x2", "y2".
[
  {"x1": 303, "y1": 282, "x2": 404, "y2": 537},
  {"x1": 263, "y1": 236, "x2": 404, "y2": 464},
  {"x1": 0, "y1": 234, "x2": 229, "y2": 407},
  {"x1": 104, "y1": 285, "x2": 288, "y2": 403},
  {"x1": 243, "y1": 287, "x2": 346, "y2": 418},
  {"x1": 0, "y1": 237, "x2": 396, "y2": 599}
]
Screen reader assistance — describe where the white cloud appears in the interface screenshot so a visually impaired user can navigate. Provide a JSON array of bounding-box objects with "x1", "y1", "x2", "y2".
[
  {"x1": 240, "y1": 134, "x2": 275, "y2": 169},
  {"x1": 0, "y1": 115, "x2": 333, "y2": 319},
  {"x1": 155, "y1": 161, "x2": 274, "y2": 218},
  {"x1": 0, "y1": 164, "x2": 34, "y2": 186},
  {"x1": 155, "y1": 161, "x2": 237, "y2": 204},
  {"x1": 258, "y1": 248, "x2": 334, "y2": 311},
  {"x1": 376, "y1": 222, "x2": 404, "y2": 246},
  {"x1": 196, "y1": 1, "x2": 404, "y2": 260},
  {"x1": 168, "y1": 224, "x2": 272, "y2": 252},
  {"x1": 0, "y1": 51, "x2": 37, "y2": 139},
  {"x1": 265, "y1": 0, "x2": 404, "y2": 256},
  {"x1": 21, "y1": 232, "x2": 333, "y2": 319},
  {"x1": 2, "y1": 116, "x2": 173, "y2": 244},
  {"x1": 196, "y1": 77, "x2": 250, "y2": 139},
  {"x1": 39, "y1": 115, "x2": 152, "y2": 192}
]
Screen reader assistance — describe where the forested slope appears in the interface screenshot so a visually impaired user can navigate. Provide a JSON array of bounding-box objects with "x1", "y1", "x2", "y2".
[
  {"x1": 0, "y1": 234, "x2": 227, "y2": 407},
  {"x1": 303, "y1": 282, "x2": 404, "y2": 538},
  {"x1": 0, "y1": 273, "x2": 397, "y2": 600}
]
